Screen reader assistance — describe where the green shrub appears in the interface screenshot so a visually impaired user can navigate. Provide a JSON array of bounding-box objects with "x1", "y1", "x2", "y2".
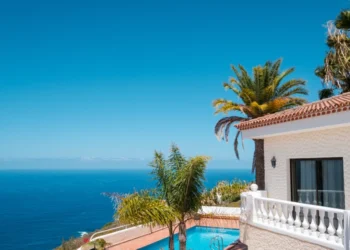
[
  {"x1": 201, "y1": 179, "x2": 249, "y2": 207},
  {"x1": 89, "y1": 239, "x2": 110, "y2": 250},
  {"x1": 55, "y1": 237, "x2": 86, "y2": 250}
]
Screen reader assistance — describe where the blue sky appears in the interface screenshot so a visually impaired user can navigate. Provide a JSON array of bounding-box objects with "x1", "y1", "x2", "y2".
[{"x1": 0, "y1": 0, "x2": 348, "y2": 164}]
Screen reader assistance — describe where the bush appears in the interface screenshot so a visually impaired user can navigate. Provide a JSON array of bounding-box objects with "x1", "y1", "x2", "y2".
[
  {"x1": 201, "y1": 179, "x2": 249, "y2": 207},
  {"x1": 89, "y1": 239, "x2": 110, "y2": 250},
  {"x1": 55, "y1": 221, "x2": 118, "y2": 250},
  {"x1": 55, "y1": 237, "x2": 86, "y2": 250}
]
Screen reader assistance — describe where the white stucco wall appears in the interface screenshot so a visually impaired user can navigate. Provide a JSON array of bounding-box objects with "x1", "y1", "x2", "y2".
[
  {"x1": 263, "y1": 125, "x2": 350, "y2": 209},
  {"x1": 240, "y1": 224, "x2": 331, "y2": 250}
]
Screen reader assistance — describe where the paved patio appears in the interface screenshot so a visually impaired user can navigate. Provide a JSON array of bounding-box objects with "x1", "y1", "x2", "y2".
[{"x1": 107, "y1": 217, "x2": 239, "y2": 250}]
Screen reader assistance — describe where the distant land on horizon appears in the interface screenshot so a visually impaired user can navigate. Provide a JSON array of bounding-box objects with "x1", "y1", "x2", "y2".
[{"x1": 0, "y1": 158, "x2": 252, "y2": 170}]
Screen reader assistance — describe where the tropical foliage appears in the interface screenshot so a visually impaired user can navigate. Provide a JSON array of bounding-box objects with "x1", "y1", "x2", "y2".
[
  {"x1": 201, "y1": 180, "x2": 249, "y2": 207},
  {"x1": 115, "y1": 144, "x2": 210, "y2": 250},
  {"x1": 213, "y1": 59, "x2": 308, "y2": 189},
  {"x1": 316, "y1": 10, "x2": 350, "y2": 99},
  {"x1": 88, "y1": 239, "x2": 110, "y2": 250},
  {"x1": 55, "y1": 237, "x2": 86, "y2": 250},
  {"x1": 54, "y1": 217, "x2": 128, "y2": 250}
]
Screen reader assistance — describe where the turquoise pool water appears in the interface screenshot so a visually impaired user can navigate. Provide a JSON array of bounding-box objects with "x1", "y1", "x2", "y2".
[{"x1": 139, "y1": 226, "x2": 239, "y2": 250}]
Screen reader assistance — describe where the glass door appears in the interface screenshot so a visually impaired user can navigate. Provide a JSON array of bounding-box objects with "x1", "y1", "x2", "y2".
[{"x1": 290, "y1": 158, "x2": 344, "y2": 209}]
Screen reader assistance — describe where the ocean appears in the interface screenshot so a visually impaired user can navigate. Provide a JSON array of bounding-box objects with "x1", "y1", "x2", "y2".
[{"x1": 0, "y1": 168, "x2": 254, "y2": 250}]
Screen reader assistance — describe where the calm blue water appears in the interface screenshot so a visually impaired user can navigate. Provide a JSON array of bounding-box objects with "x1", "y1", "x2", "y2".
[
  {"x1": 0, "y1": 168, "x2": 253, "y2": 250},
  {"x1": 140, "y1": 226, "x2": 240, "y2": 250}
]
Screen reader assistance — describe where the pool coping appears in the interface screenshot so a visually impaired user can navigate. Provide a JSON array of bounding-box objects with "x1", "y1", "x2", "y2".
[
  {"x1": 107, "y1": 217, "x2": 240, "y2": 250},
  {"x1": 139, "y1": 226, "x2": 240, "y2": 250}
]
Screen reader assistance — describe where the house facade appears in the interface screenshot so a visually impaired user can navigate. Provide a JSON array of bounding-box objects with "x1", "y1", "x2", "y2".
[{"x1": 237, "y1": 93, "x2": 350, "y2": 250}]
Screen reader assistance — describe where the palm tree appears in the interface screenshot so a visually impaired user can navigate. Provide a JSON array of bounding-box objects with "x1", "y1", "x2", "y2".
[
  {"x1": 116, "y1": 144, "x2": 210, "y2": 250},
  {"x1": 316, "y1": 10, "x2": 350, "y2": 98},
  {"x1": 213, "y1": 59, "x2": 308, "y2": 190}
]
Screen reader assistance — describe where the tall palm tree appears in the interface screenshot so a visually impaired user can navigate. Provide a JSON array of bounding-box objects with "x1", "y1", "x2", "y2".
[
  {"x1": 213, "y1": 59, "x2": 308, "y2": 190},
  {"x1": 116, "y1": 144, "x2": 210, "y2": 250},
  {"x1": 316, "y1": 10, "x2": 350, "y2": 98}
]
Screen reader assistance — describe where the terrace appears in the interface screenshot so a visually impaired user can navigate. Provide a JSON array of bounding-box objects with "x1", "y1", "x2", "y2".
[
  {"x1": 83, "y1": 210, "x2": 240, "y2": 250},
  {"x1": 241, "y1": 184, "x2": 350, "y2": 250}
]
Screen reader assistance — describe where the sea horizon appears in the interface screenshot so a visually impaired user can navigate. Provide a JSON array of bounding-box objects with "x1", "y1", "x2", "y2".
[{"x1": 0, "y1": 158, "x2": 253, "y2": 170}]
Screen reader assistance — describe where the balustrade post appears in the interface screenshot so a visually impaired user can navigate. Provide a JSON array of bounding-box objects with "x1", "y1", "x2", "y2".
[
  {"x1": 254, "y1": 199, "x2": 262, "y2": 222},
  {"x1": 274, "y1": 203, "x2": 281, "y2": 227},
  {"x1": 245, "y1": 184, "x2": 261, "y2": 224},
  {"x1": 294, "y1": 205, "x2": 302, "y2": 233},
  {"x1": 318, "y1": 210, "x2": 327, "y2": 240},
  {"x1": 302, "y1": 207, "x2": 310, "y2": 236},
  {"x1": 305, "y1": 191, "x2": 310, "y2": 204},
  {"x1": 344, "y1": 210, "x2": 350, "y2": 250},
  {"x1": 261, "y1": 200, "x2": 268, "y2": 224},
  {"x1": 268, "y1": 202, "x2": 274, "y2": 225},
  {"x1": 324, "y1": 191, "x2": 329, "y2": 207},
  {"x1": 336, "y1": 213, "x2": 344, "y2": 245},
  {"x1": 280, "y1": 204, "x2": 287, "y2": 229},
  {"x1": 332, "y1": 193, "x2": 337, "y2": 208},
  {"x1": 327, "y1": 211, "x2": 336, "y2": 243},
  {"x1": 310, "y1": 209, "x2": 318, "y2": 237},
  {"x1": 287, "y1": 205, "x2": 294, "y2": 231},
  {"x1": 312, "y1": 191, "x2": 317, "y2": 205}
]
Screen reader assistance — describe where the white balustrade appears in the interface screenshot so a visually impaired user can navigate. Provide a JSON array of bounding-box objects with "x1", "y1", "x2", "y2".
[{"x1": 241, "y1": 185, "x2": 347, "y2": 250}]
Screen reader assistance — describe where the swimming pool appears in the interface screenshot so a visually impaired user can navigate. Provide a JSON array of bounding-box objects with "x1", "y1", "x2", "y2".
[{"x1": 139, "y1": 226, "x2": 239, "y2": 250}]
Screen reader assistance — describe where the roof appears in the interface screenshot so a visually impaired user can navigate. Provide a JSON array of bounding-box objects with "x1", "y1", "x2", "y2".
[{"x1": 235, "y1": 92, "x2": 350, "y2": 131}]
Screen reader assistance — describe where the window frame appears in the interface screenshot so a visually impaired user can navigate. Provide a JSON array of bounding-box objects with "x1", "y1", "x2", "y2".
[{"x1": 290, "y1": 157, "x2": 344, "y2": 208}]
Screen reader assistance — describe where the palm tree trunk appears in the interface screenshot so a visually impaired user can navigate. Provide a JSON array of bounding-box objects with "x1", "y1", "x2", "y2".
[
  {"x1": 253, "y1": 139, "x2": 265, "y2": 190},
  {"x1": 178, "y1": 220, "x2": 187, "y2": 250},
  {"x1": 168, "y1": 222, "x2": 174, "y2": 250}
]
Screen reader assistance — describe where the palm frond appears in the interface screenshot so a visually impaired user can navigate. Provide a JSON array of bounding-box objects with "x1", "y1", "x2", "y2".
[
  {"x1": 117, "y1": 192, "x2": 177, "y2": 226},
  {"x1": 214, "y1": 116, "x2": 247, "y2": 141},
  {"x1": 268, "y1": 59, "x2": 282, "y2": 83},
  {"x1": 276, "y1": 79, "x2": 307, "y2": 97},
  {"x1": 234, "y1": 130, "x2": 241, "y2": 159},
  {"x1": 223, "y1": 82, "x2": 240, "y2": 95},
  {"x1": 172, "y1": 156, "x2": 210, "y2": 214},
  {"x1": 212, "y1": 99, "x2": 241, "y2": 114},
  {"x1": 279, "y1": 87, "x2": 308, "y2": 97},
  {"x1": 168, "y1": 143, "x2": 186, "y2": 172},
  {"x1": 273, "y1": 68, "x2": 295, "y2": 90},
  {"x1": 150, "y1": 151, "x2": 171, "y2": 202}
]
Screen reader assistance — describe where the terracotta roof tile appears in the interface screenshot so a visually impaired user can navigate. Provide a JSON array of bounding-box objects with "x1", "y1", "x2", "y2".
[{"x1": 235, "y1": 92, "x2": 350, "y2": 131}]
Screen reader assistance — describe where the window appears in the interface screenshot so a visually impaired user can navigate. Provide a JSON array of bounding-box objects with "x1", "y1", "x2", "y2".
[{"x1": 290, "y1": 158, "x2": 344, "y2": 209}]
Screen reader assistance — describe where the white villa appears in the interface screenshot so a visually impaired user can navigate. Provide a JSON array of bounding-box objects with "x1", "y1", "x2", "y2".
[{"x1": 237, "y1": 92, "x2": 350, "y2": 250}]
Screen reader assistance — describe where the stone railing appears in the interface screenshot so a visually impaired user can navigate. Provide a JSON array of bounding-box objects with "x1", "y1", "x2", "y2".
[{"x1": 241, "y1": 184, "x2": 350, "y2": 250}]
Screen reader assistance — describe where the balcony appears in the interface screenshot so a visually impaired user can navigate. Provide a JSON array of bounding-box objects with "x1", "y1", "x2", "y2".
[{"x1": 240, "y1": 185, "x2": 350, "y2": 250}]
